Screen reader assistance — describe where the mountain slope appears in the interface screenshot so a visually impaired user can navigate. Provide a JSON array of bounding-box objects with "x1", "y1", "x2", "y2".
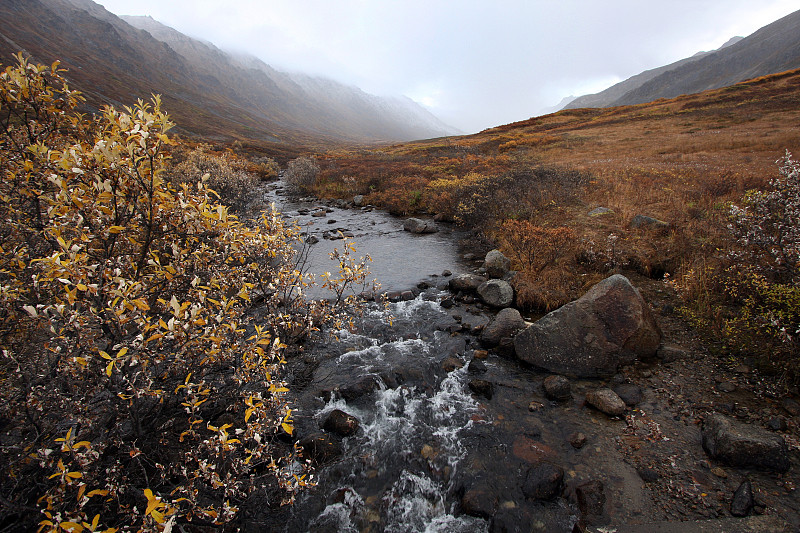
[
  {"x1": 612, "y1": 10, "x2": 800, "y2": 106},
  {"x1": 564, "y1": 8, "x2": 800, "y2": 110},
  {"x1": 0, "y1": 0, "x2": 456, "y2": 147}
]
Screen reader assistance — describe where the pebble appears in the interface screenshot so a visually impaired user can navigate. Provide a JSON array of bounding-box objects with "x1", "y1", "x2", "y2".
[
  {"x1": 716, "y1": 381, "x2": 737, "y2": 393},
  {"x1": 569, "y1": 432, "x2": 587, "y2": 449},
  {"x1": 528, "y1": 401, "x2": 544, "y2": 412},
  {"x1": 710, "y1": 466, "x2": 728, "y2": 479}
]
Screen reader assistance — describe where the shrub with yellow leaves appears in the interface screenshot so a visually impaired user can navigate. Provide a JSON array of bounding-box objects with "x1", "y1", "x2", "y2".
[{"x1": 0, "y1": 54, "x2": 367, "y2": 531}]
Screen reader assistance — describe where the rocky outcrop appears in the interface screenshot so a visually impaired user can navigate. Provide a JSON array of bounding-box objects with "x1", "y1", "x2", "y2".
[
  {"x1": 513, "y1": 274, "x2": 661, "y2": 378},
  {"x1": 701, "y1": 413, "x2": 790, "y2": 473},
  {"x1": 477, "y1": 279, "x2": 514, "y2": 308},
  {"x1": 484, "y1": 249, "x2": 511, "y2": 278},
  {"x1": 480, "y1": 308, "x2": 526, "y2": 347},
  {"x1": 403, "y1": 217, "x2": 438, "y2": 234}
]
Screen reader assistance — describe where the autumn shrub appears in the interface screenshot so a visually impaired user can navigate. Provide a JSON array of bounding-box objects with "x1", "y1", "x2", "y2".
[
  {"x1": 284, "y1": 156, "x2": 320, "y2": 192},
  {"x1": 167, "y1": 143, "x2": 263, "y2": 214},
  {"x1": 367, "y1": 174, "x2": 430, "y2": 215},
  {"x1": 0, "y1": 55, "x2": 368, "y2": 531},
  {"x1": 675, "y1": 152, "x2": 800, "y2": 382},
  {"x1": 495, "y1": 220, "x2": 578, "y2": 311}
]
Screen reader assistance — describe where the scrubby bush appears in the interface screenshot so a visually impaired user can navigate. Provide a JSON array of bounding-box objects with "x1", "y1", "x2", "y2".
[
  {"x1": 0, "y1": 54, "x2": 368, "y2": 531},
  {"x1": 284, "y1": 156, "x2": 320, "y2": 192},
  {"x1": 676, "y1": 152, "x2": 800, "y2": 382},
  {"x1": 167, "y1": 144, "x2": 262, "y2": 214},
  {"x1": 729, "y1": 150, "x2": 800, "y2": 282}
]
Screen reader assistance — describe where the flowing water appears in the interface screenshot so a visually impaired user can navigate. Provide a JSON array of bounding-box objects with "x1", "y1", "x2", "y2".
[{"x1": 254, "y1": 182, "x2": 582, "y2": 532}]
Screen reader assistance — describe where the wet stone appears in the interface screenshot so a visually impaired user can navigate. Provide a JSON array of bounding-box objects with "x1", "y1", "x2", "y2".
[
  {"x1": 528, "y1": 401, "x2": 544, "y2": 412},
  {"x1": 781, "y1": 397, "x2": 800, "y2": 416},
  {"x1": 701, "y1": 413, "x2": 790, "y2": 473},
  {"x1": 543, "y1": 375, "x2": 571, "y2": 401},
  {"x1": 321, "y1": 409, "x2": 360, "y2": 437},
  {"x1": 767, "y1": 417, "x2": 788, "y2": 432},
  {"x1": 636, "y1": 466, "x2": 659, "y2": 483},
  {"x1": 575, "y1": 479, "x2": 606, "y2": 523},
  {"x1": 613, "y1": 383, "x2": 643, "y2": 406},
  {"x1": 468, "y1": 358, "x2": 487, "y2": 374},
  {"x1": 299, "y1": 432, "x2": 342, "y2": 465},
  {"x1": 717, "y1": 381, "x2": 737, "y2": 393},
  {"x1": 569, "y1": 432, "x2": 587, "y2": 449},
  {"x1": 473, "y1": 349, "x2": 489, "y2": 360},
  {"x1": 461, "y1": 485, "x2": 497, "y2": 519},
  {"x1": 338, "y1": 375, "x2": 380, "y2": 402},
  {"x1": 731, "y1": 480, "x2": 754, "y2": 517},
  {"x1": 468, "y1": 379, "x2": 494, "y2": 400},
  {"x1": 522, "y1": 462, "x2": 564, "y2": 501},
  {"x1": 441, "y1": 356, "x2": 464, "y2": 373},
  {"x1": 585, "y1": 388, "x2": 627, "y2": 417}
]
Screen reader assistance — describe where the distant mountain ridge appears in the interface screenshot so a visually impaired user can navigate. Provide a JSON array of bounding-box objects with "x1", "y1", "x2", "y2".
[
  {"x1": 0, "y1": 0, "x2": 457, "y2": 147},
  {"x1": 564, "y1": 8, "x2": 800, "y2": 110}
]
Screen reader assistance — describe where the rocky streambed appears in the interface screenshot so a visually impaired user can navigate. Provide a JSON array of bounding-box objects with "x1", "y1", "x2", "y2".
[{"x1": 242, "y1": 183, "x2": 800, "y2": 532}]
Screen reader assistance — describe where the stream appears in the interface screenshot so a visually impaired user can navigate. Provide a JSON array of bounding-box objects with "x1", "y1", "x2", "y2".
[{"x1": 250, "y1": 182, "x2": 642, "y2": 532}]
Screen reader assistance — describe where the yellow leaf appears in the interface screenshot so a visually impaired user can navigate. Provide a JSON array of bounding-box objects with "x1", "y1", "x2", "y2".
[
  {"x1": 108, "y1": 225, "x2": 125, "y2": 233},
  {"x1": 87, "y1": 489, "x2": 109, "y2": 498},
  {"x1": 59, "y1": 522, "x2": 85, "y2": 532},
  {"x1": 281, "y1": 422, "x2": 293, "y2": 435},
  {"x1": 144, "y1": 489, "x2": 160, "y2": 515},
  {"x1": 105, "y1": 361, "x2": 114, "y2": 377},
  {"x1": 76, "y1": 283, "x2": 87, "y2": 291},
  {"x1": 151, "y1": 509, "x2": 165, "y2": 524}
]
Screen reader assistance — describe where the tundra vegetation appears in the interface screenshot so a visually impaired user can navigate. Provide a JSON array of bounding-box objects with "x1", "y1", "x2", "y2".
[
  {"x1": 0, "y1": 55, "x2": 370, "y2": 531},
  {"x1": 304, "y1": 68, "x2": 800, "y2": 383}
]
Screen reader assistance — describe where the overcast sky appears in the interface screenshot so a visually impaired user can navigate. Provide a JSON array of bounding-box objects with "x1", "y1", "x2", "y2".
[{"x1": 96, "y1": 0, "x2": 798, "y2": 133}]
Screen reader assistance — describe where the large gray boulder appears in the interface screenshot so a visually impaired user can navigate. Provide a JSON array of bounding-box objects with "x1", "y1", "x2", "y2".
[
  {"x1": 481, "y1": 308, "x2": 526, "y2": 347},
  {"x1": 403, "y1": 217, "x2": 438, "y2": 234},
  {"x1": 477, "y1": 279, "x2": 514, "y2": 308},
  {"x1": 702, "y1": 413, "x2": 790, "y2": 473},
  {"x1": 513, "y1": 274, "x2": 661, "y2": 378},
  {"x1": 484, "y1": 249, "x2": 511, "y2": 278}
]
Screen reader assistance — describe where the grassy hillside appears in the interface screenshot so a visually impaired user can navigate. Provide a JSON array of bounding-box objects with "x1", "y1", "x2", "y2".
[{"x1": 308, "y1": 68, "x2": 800, "y2": 381}]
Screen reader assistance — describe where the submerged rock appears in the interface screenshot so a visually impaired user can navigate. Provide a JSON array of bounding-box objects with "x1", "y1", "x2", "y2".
[
  {"x1": 461, "y1": 485, "x2": 497, "y2": 519},
  {"x1": 522, "y1": 463, "x2": 564, "y2": 500},
  {"x1": 513, "y1": 274, "x2": 661, "y2": 378},
  {"x1": 469, "y1": 379, "x2": 494, "y2": 400},
  {"x1": 613, "y1": 383, "x2": 643, "y2": 406},
  {"x1": 701, "y1": 413, "x2": 790, "y2": 473},
  {"x1": 575, "y1": 480, "x2": 606, "y2": 524}
]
